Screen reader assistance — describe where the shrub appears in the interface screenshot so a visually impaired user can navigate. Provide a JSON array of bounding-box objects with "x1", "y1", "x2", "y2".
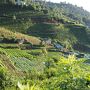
[{"x1": 0, "y1": 67, "x2": 6, "y2": 90}]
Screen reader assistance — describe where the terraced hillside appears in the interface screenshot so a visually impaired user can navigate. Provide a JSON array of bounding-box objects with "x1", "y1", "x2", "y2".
[
  {"x1": 28, "y1": 23, "x2": 90, "y2": 51},
  {"x1": 0, "y1": 2, "x2": 90, "y2": 90},
  {"x1": 0, "y1": 27, "x2": 40, "y2": 45},
  {"x1": 0, "y1": 4, "x2": 89, "y2": 47}
]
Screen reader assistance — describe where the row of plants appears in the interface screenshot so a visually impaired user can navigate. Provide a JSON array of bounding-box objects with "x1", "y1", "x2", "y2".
[{"x1": 0, "y1": 47, "x2": 90, "y2": 90}]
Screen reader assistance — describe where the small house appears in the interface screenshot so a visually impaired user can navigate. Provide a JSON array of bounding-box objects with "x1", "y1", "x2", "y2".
[
  {"x1": 45, "y1": 39, "x2": 52, "y2": 45},
  {"x1": 43, "y1": 38, "x2": 52, "y2": 45},
  {"x1": 53, "y1": 43, "x2": 64, "y2": 51},
  {"x1": 18, "y1": 38, "x2": 25, "y2": 45},
  {"x1": 40, "y1": 38, "x2": 52, "y2": 46}
]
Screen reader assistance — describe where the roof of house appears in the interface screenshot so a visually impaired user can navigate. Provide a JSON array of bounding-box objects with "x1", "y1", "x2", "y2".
[{"x1": 54, "y1": 43, "x2": 63, "y2": 49}]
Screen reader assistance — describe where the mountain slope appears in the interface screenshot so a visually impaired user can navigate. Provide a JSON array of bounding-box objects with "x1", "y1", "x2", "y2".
[
  {"x1": 0, "y1": 2, "x2": 90, "y2": 51},
  {"x1": 46, "y1": 2, "x2": 90, "y2": 27},
  {"x1": 0, "y1": 27, "x2": 40, "y2": 45}
]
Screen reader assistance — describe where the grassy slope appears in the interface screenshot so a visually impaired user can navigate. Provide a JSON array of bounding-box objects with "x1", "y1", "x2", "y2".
[
  {"x1": 0, "y1": 4, "x2": 90, "y2": 90},
  {"x1": 0, "y1": 3, "x2": 89, "y2": 75},
  {"x1": 28, "y1": 23, "x2": 90, "y2": 45},
  {"x1": 0, "y1": 47, "x2": 90, "y2": 90},
  {"x1": 0, "y1": 47, "x2": 61, "y2": 75},
  {"x1": 0, "y1": 27, "x2": 40, "y2": 45},
  {"x1": 0, "y1": 5, "x2": 89, "y2": 47}
]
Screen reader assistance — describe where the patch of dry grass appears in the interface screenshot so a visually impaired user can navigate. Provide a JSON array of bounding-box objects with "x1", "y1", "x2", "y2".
[{"x1": 0, "y1": 27, "x2": 40, "y2": 45}]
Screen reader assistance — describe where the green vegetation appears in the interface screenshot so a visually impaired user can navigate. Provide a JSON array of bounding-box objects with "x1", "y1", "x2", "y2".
[
  {"x1": 0, "y1": 3, "x2": 89, "y2": 50},
  {"x1": 0, "y1": 27, "x2": 40, "y2": 45},
  {"x1": 0, "y1": 48, "x2": 90, "y2": 90},
  {"x1": 47, "y1": 2, "x2": 90, "y2": 27},
  {"x1": 0, "y1": 1, "x2": 90, "y2": 90}
]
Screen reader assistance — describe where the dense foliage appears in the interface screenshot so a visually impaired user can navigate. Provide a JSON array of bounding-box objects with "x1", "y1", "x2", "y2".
[
  {"x1": 46, "y1": 2, "x2": 90, "y2": 27},
  {"x1": 0, "y1": 48, "x2": 90, "y2": 90},
  {"x1": 0, "y1": 1, "x2": 90, "y2": 90}
]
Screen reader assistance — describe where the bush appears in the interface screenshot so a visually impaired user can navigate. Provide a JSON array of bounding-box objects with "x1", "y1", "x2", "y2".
[
  {"x1": 43, "y1": 55, "x2": 90, "y2": 90},
  {"x1": 0, "y1": 67, "x2": 6, "y2": 90}
]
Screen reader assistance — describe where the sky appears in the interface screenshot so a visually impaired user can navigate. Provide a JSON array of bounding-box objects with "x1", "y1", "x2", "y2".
[{"x1": 46, "y1": 0, "x2": 90, "y2": 12}]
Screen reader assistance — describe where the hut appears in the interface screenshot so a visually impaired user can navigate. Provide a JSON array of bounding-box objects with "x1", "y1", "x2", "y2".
[
  {"x1": 18, "y1": 38, "x2": 25, "y2": 45},
  {"x1": 44, "y1": 38, "x2": 52, "y2": 45},
  {"x1": 53, "y1": 43, "x2": 64, "y2": 51}
]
